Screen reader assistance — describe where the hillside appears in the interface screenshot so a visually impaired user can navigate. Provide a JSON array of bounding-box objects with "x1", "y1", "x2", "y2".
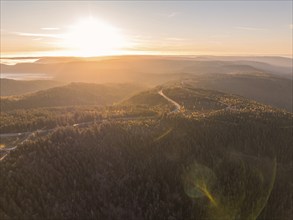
[
  {"x1": 0, "y1": 79, "x2": 65, "y2": 96},
  {"x1": 1, "y1": 82, "x2": 147, "y2": 111},
  {"x1": 184, "y1": 74, "x2": 292, "y2": 112},
  {"x1": 124, "y1": 83, "x2": 285, "y2": 113},
  {"x1": 2, "y1": 56, "x2": 291, "y2": 112},
  {"x1": 0, "y1": 84, "x2": 292, "y2": 219}
]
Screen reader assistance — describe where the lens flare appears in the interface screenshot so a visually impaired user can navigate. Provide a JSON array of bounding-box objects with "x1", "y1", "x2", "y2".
[{"x1": 182, "y1": 155, "x2": 277, "y2": 219}]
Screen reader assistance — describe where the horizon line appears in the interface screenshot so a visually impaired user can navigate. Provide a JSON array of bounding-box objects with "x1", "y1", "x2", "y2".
[{"x1": 1, "y1": 54, "x2": 292, "y2": 59}]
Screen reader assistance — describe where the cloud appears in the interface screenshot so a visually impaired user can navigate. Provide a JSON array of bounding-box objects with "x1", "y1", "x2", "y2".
[
  {"x1": 17, "y1": 32, "x2": 64, "y2": 39},
  {"x1": 0, "y1": 29, "x2": 14, "y2": 35},
  {"x1": 167, "y1": 12, "x2": 180, "y2": 17},
  {"x1": 165, "y1": 37, "x2": 186, "y2": 41},
  {"x1": 41, "y1": 27, "x2": 60, "y2": 31},
  {"x1": 158, "y1": 12, "x2": 180, "y2": 18},
  {"x1": 1, "y1": 29, "x2": 60, "y2": 40},
  {"x1": 210, "y1": 34, "x2": 231, "y2": 39},
  {"x1": 207, "y1": 40, "x2": 224, "y2": 46},
  {"x1": 235, "y1": 26, "x2": 267, "y2": 31}
]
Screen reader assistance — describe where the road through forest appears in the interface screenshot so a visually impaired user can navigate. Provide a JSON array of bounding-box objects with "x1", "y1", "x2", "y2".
[
  {"x1": 158, "y1": 89, "x2": 182, "y2": 113},
  {"x1": 1, "y1": 89, "x2": 181, "y2": 161}
]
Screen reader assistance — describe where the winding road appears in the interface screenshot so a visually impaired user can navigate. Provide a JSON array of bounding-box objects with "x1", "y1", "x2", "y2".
[
  {"x1": 1, "y1": 90, "x2": 181, "y2": 161},
  {"x1": 158, "y1": 89, "x2": 182, "y2": 113},
  {"x1": 0, "y1": 116, "x2": 157, "y2": 161}
]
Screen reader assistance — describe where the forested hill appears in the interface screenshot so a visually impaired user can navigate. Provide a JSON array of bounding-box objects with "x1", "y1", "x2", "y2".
[
  {"x1": 1, "y1": 83, "x2": 292, "y2": 219},
  {"x1": 124, "y1": 84, "x2": 284, "y2": 114},
  {"x1": 0, "y1": 78, "x2": 65, "y2": 96},
  {"x1": 184, "y1": 74, "x2": 293, "y2": 112},
  {"x1": 1, "y1": 82, "x2": 147, "y2": 111},
  {"x1": 0, "y1": 111, "x2": 292, "y2": 219}
]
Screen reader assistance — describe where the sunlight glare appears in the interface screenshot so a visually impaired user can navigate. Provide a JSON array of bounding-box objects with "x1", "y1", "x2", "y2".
[{"x1": 63, "y1": 18, "x2": 128, "y2": 57}]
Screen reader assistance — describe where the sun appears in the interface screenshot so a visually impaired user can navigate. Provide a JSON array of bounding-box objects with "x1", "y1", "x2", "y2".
[{"x1": 63, "y1": 18, "x2": 128, "y2": 57}]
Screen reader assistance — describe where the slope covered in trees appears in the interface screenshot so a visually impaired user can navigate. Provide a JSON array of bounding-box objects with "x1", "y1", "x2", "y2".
[
  {"x1": 0, "y1": 79, "x2": 65, "y2": 96},
  {"x1": 2, "y1": 56, "x2": 292, "y2": 112},
  {"x1": 1, "y1": 82, "x2": 147, "y2": 111},
  {"x1": 1, "y1": 84, "x2": 292, "y2": 219},
  {"x1": 0, "y1": 111, "x2": 292, "y2": 219},
  {"x1": 185, "y1": 74, "x2": 293, "y2": 112}
]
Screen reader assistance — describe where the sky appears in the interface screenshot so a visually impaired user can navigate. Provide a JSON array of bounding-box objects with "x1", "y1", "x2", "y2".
[{"x1": 1, "y1": 1, "x2": 292, "y2": 57}]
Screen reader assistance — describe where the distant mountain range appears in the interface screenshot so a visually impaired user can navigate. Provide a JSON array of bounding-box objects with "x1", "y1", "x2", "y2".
[
  {"x1": 1, "y1": 56, "x2": 292, "y2": 112},
  {"x1": 1, "y1": 55, "x2": 292, "y2": 82}
]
